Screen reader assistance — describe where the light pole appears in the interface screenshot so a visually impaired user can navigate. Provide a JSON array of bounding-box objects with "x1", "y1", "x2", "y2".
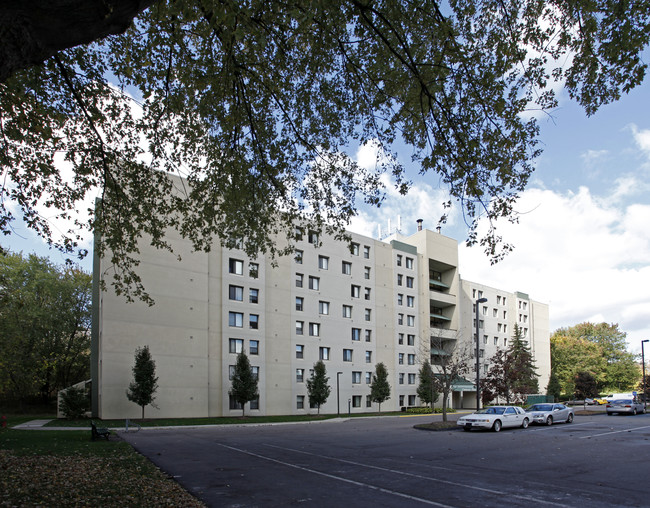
[
  {"x1": 642, "y1": 340, "x2": 648, "y2": 410},
  {"x1": 337, "y1": 372, "x2": 342, "y2": 417},
  {"x1": 475, "y1": 297, "x2": 487, "y2": 410}
]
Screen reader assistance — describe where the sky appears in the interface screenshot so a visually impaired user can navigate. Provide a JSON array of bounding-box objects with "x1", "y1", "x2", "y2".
[{"x1": 4, "y1": 59, "x2": 650, "y2": 355}]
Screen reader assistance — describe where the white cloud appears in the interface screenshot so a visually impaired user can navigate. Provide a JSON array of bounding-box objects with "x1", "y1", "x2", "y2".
[
  {"x1": 458, "y1": 185, "x2": 650, "y2": 352},
  {"x1": 631, "y1": 125, "x2": 650, "y2": 154}
]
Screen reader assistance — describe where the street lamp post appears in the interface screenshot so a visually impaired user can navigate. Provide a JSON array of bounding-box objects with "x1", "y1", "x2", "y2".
[
  {"x1": 642, "y1": 340, "x2": 648, "y2": 410},
  {"x1": 337, "y1": 372, "x2": 342, "y2": 417},
  {"x1": 475, "y1": 297, "x2": 488, "y2": 410}
]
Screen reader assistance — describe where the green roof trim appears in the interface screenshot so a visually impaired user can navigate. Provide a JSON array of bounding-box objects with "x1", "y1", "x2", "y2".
[
  {"x1": 390, "y1": 240, "x2": 418, "y2": 255},
  {"x1": 430, "y1": 313, "x2": 451, "y2": 321},
  {"x1": 429, "y1": 279, "x2": 449, "y2": 289}
]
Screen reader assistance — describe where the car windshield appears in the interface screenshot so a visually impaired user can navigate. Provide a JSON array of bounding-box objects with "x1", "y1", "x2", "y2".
[
  {"x1": 527, "y1": 404, "x2": 552, "y2": 412},
  {"x1": 476, "y1": 407, "x2": 506, "y2": 415},
  {"x1": 612, "y1": 399, "x2": 631, "y2": 404}
]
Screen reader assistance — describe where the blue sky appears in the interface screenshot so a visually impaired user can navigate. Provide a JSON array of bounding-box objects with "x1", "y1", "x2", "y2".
[{"x1": 4, "y1": 70, "x2": 650, "y2": 353}]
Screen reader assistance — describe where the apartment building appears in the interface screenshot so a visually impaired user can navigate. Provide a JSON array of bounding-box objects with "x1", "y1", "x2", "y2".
[{"x1": 91, "y1": 221, "x2": 550, "y2": 419}]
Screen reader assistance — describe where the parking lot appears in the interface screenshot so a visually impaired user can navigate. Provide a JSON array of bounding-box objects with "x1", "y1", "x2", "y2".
[{"x1": 121, "y1": 412, "x2": 650, "y2": 507}]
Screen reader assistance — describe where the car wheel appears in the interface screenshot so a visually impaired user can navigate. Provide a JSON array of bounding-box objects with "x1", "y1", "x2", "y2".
[
  {"x1": 546, "y1": 416, "x2": 553, "y2": 426},
  {"x1": 566, "y1": 413, "x2": 574, "y2": 423},
  {"x1": 463, "y1": 427, "x2": 471, "y2": 432},
  {"x1": 607, "y1": 412, "x2": 613, "y2": 416},
  {"x1": 493, "y1": 420, "x2": 502, "y2": 432},
  {"x1": 521, "y1": 418, "x2": 529, "y2": 429}
]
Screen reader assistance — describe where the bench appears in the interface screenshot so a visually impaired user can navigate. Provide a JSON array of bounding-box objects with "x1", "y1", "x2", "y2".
[{"x1": 91, "y1": 421, "x2": 111, "y2": 441}]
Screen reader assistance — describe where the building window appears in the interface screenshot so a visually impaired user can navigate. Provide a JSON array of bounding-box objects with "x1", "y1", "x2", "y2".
[
  {"x1": 352, "y1": 395, "x2": 362, "y2": 407},
  {"x1": 365, "y1": 351, "x2": 372, "y2": 363},
  {"x1": 229, "y1": 365, "x2": 236, "y2": 380},
  {"x1": 229, "y1": 394, "x2": 243, "y2": 410},
  {"x1": 342, "y1": 261, "x2": 352, "y2": 275},
  {"x1": 399, "y1": 373, "x2": 404, "y2": 384},
  {"x1": 398, "y1": 333, "x2": 404, "y2": 345},
  {"x1": 309, "y1": 323, "x2": 320, "y2": 336},
  {"x1": 493, "y1": 308, "x2": 498, "y2": 317},
  {"x1": 497, "y1": 295, "x2": 501, "y2": 304},
  {"x1": 363, "y1": 245, "x2": 370, "y2": 258},
  {"x1": 400, "y1": 351, "x2": 407, "y2": 363},
  {"x1": 504, "y1": 338, "x2": 508, "y2": 347},
  {"x1": 351, "y1": 285, "x2": 360, "y2": 298},
  {"x1": 249, "y1": 288, "x2": 259, "y2": 304},
  {"x1": 397, "y1": 274, "x2": 403, "y2": 286},
  {"x1": 364, "y1": 287, "x2": 371, "y2": 300},
  {"x1": 249, "y1": 263, "x2": 259, "y2": 278},
  {"x1": 249, "y1": 314, "x2": 259, "y2": 329},
  {"x1": 366, "y1": 395, "x2": 372, "y2": 408},
  {"x1": 250, "y1": 397, "x2": 259, "y2": 410},
  {"x1": 351, "y1": 328, "x2": 361, "y2": 341},
  {"x1": 295, "y1": 227, "x2": 304, "y2": 240},
  {"x1": 229, "y1": 258, "x2": 243, "y2": 275},
  {"x1": 364, "y1": 266, "x2": 371, "y2": 279},
  {"x1": 407, "y1": 296, "x2": 414, "y2": 307},
  {"x1": 503, "y1": 324, "x2": 507, "y2": 333},
  {"x1": 396, "y1": 254, "x2": 402, "y2": 266},
  {"x1": 366, "y1": 372, "x2": 372, "y2": 384},
  {"x1": 483, "y1": 306, "x2": 488, "y2": 316},
  {"x1": 250, "y1": 340, "x2": 259, "y2": 355},
  {"x1": 308, "y1": 230, "x2": 319, "y2": 244},
  {"x1": 406, "y1": 257, "x2": 414, "y2": 269},
  {"x1": 319, "y1": 347, "x2": 330, "y2": 360},
  {"x1": 408, "y1": 373, "x2": 416, "y2": 384},
  {"x1": 295, "y1": 250, "x2": 303, "y2": 264},
  {"x1": 296, "y1": 369, "x2": 305, "y2": 382},
  {"x1": 483, "y1": 335, "x2": 488, "y2": 344},
  {"x1": 494, "y1": 336, "x2": 499, "y2": 345},
  {"x1": 398, "y1": 313, "x2": 404, "y2": 325},
  {"x1": 397, "y1": 294, "x2": 403, "y2": 306},
  {"x1": 408, "y1": 354, "x2": 415, "y2": 365},
  {"x1": 318, "y1": 255, "x2": 329, "y2": 270},
  {"x1": 296, "y1": 273, "x2": 303, "y2": 287},
  {"x1": 407, "y1": 334, "x2": 415, "y2": 346},
  {"x1": 498, "y1": 323, "x2": 502, "y2": 332},
  {"x1": 365, "y1": 329, "x2": 372, "y2": 342},
  {"x1": 503, "y1": 297, "x2": 506, "y2": 305},
  {"x1": 365, "y1": 308, "x2": 371, "y2": 321},
  {"x1": 296, "y1": 321, "x2": 304, "y2": 335},
  {"x1": 309, "y1": 276, "x2": 320, "y2": 290},
  {"x1": 251, "y1": 366, "x2": 259, "y2": 381},
  {"x1": 406, "y1": 276, "x2": 414, "y2": 288},
  {"x1": 343, "y1": 349, "x2": 353, "y2": 362},
  {"x1": 399, "y1": 395, "x2": 405, "y2": 406},
  {"x1": 229, "y1": 338, "x2": 243, "y2": 354},
  {"x1": 342, "y1": 305, "x2": 352, "y2": 318},
  {"x1": 229, "y1": 285, "x2": 243, "y2": 301},
  {"x1": 408, "y1": 395, "x2": 416, "y2": 405},
  {"x1": 296, "y1": 297, "x2": 304, "y2": 311},
  {"x1": 319, "y1": 301, "x2": 330, "y2": 315},
  {"x1": 352, "y1": 371, "x2": 361, "y2": 384},
  {"x1": 229, "y1": 312, "x2": 243, "y2": 327},
  {"x1": 296, "y1": 344, "x2": 304, "y2": 358},
  {"x1": 297, "y1": 395, "x2": 305, "y2": 409},
  {"x1": 351, "y1": 243, "x2": 360, "y2": 256},
  {"x1": 407, "y1": 315, "x2": 415, "y2": 327}
]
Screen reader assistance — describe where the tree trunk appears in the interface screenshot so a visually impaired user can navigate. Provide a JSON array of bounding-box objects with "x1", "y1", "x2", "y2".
[
  {"x1": 141, "y1": 404, "x2": 144, "y2": 421},
  {"x1": 0, "y1": 0, "x2": 154, "y2": 83}
]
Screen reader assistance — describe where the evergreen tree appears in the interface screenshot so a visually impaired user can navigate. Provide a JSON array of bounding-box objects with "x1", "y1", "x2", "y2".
[
  {"x1": 416, "y1": 360, "x2": 439, "y2": 408},
  {"x1": 126, "y1": 345, "x2": 159, "y2": 420},
  {"x1": 546, "y1": 372, "x2": 562, "y2": 402},
  {"x1": 229, "y1": 351, "x2": 259, "y2": 417},
  {"x1": 370, "y1": 363, "x2": 391, "y2": 412},
  {"x1": 574, "y1": 371, "x2": 599, "y2": 403},
  {"x1": 306, "y1": 360, "x2": 331, "y2": 415}
]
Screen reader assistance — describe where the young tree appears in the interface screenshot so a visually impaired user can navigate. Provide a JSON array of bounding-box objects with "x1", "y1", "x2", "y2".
[
  {"x1": 429, "y1": 332, "x2": 471, "y2": 421},
  {"x1": 546, "y1": 372, "x2": 562, "y2": 402},
  {"x1": 370, "y1": 363, "x2": 391, "y2": 412},
  {"x1": 306, "y1": 360, "x2": 331, "y2": 415},
  {"x1": 126, "y1": 345, "x2": 159, "y2": 420},
  {"x1": 2, "y1": 2, "x2": 649, "y2": 302},
  {"x1": 229, "y1": 351, "x2": 259, "y2": 417},
  {"x1": 0, "y1": 251, "x2": 91, "y2": 406},
  {"x1": 416, "y1": 360, "x2": 439, "y2": 408},
  {"x1": 574, "y1": 371, "x2": 599, "y2": 407}
]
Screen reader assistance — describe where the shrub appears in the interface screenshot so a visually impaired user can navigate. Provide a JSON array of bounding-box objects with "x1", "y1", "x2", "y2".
[{"x1": 59, "y1": 386, "x2": 89, "y2": 419}]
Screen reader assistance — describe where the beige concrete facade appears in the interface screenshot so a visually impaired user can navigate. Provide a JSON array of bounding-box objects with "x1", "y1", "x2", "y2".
[{"x1": 93, "y1": 223, "x2": 550, "y2": 419}]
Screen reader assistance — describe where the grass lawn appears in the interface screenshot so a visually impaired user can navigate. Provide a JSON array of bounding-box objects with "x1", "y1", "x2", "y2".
[{"x1": 0, "y1": 429, "x2": 204, "y2": 507}]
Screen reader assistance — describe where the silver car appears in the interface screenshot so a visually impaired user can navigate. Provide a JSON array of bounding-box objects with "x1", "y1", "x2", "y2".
[
  {"x1": 525, "y1": 403, "x2": 574, "y2": 425},
  {"x1": 606, "y1": 399, "x2": 646, "y2": 415}
]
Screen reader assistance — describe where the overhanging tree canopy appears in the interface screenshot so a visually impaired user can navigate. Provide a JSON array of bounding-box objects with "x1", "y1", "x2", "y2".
[{"x1": 2, "y1": 0, "x2": 648, "y2": 301}]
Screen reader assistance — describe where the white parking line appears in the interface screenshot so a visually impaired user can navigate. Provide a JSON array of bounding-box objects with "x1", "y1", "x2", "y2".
[
  {"x1": 217, "y1": 443, "x2": 454, "y2": 507},
  {"x1": 264, "y1": 443, "x2": 567, "y2": 507},
  {"x1": 529, "y1": 422, "x2": 591, "y2": 432},
  {"x1": 578, "y1": 424, "x2": 650, "y2": 439}
]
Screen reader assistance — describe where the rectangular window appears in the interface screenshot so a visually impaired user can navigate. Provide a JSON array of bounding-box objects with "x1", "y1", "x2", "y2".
[
  {"x1": 366, "y1": 395, "x2": 372, "y2": 408},
  {"x1": 318, "y1": 255, "x2": 329, "y2": 270},
  {"x1": 229, "y1": 285, "x2": 243, "y2": 301},
  {"x1": 399, "y1": 373, "x2": 404, "y2": 384},
  {"x1": 351, "y1": 328, "x2": 361, "y2": 341},
  {"x1": 351, "y1": 285, "x2": 360, "y2": 298},
  {"x1": 229, "y1": 312, "x2": 243, "y2": 327},
  {"x1": 296, "y1": 273, "x2": 303, "y2": 287},
  {"x1": 250, "y1": 397, "x2": 259, "y2": 410},
  {"x1": 296, "y1": 344, "x2": 304, "y2": 358},
  {"x1": 397, "y1": 294, "x2": 403, "y2": 305},
  {"x1": 309, "y1": 323, "x2": 320, "y2": 337},
  {"x1": 297, "y1": 395, "x2": 305, "y2": 409},
  {"x1": 399, "y1": 353, "x2": 404, "y2": 364},
  {"x1": 406, "y1": 276, "x2": 414, "y2": 288},
  {"x1": 295, "y1": 227, "x2": 304, "y2": 240},
  {"x1": 309, "y1": 276, "x2": 320, "y2": 290},
  {"x1": 296, "y1": 321, "x2": 304, "y2": 335},
  {"x1": 365, "y1": 351, "x2": 372, "y2": 363},
  {"x1": 483, "y1": 306, "x2": 488, "y2": 315},
  {"x1": 397, "y1": 274, "x2": 403, "y2": 286},
  {"x1": 363, "y1": 245, "x2": 370, "y2": 258},
  {"x1": 296, "y1": 297, "x2": 304, "y2": 311},
  {"x1": 364, "y1": 266, "x2": 371, "y2": 279},
  {"x1": 249, "y1": 314, "x2": 259, "y2": 329},
  {"x1": 407, "y1": 334, "x2": 415, "y2": 346},
  {"x1": 364, "y1": 287, "x2": 371, "y2": 300},
  {"x1": 408, "y1": 354, "x2": 415, "y2": 365},
  {"x1": 229, "y1": 365, "x2": 235, "y2": 380},
  {"x1": 365, "y1": 329, "x2": 372, "y2": 342},
  {"x1": 251, "y1": 366, "x2": 259, "y2": 381},
  {"x1": 319, "y1": 301, "x2": 330, "y2": 315},
  {"x1": 352, "y1": 371, "x2": 361, "y2": 384},
  {"x1": 366, "y1": 372, "x2": 372, "y2": 384},
  {"x1": 296, "y1": 369, "x2": 305, "y2": 382},
  {"x1": 229, "y1": 258, "x2": 243, "y2": 275},
  {"x1": 365, "y1": 308, "x2": 371, "y2": 321},
  {"x1": 396, "y1": 255, "x2": 402, "y2": 266},
  {"x1": 342, "y1": 305, "x2": 352, "y2": 318},
  {"x1": 483, "y1": 335, "x2": 488, "y2": 344},
  {"x1": 497, "y1": 295, "x2": 501, "y2": 304},
  {"x1": 229, "y1": 338, "x2": 243, "y2": 354},
  {"x1": 408, "y1": 373, "x2": 416, "y2": 384},
  {"x1": 503, "y1": 310, "x2": 507, "y2": 319},
  {"x1": 352, "y1": 395, "x2": 361, "y2": 407},
  {"x1": 398, "y1": 313, "x2": 404, "y2": 325},
  {"x1": 295, "y1": 250, "x2": 303, "y2": 264},
  {"x1": 249, "y1": 288, "x2": 259, "y2": 304},
  {"x1": 342, "y1": 261, "x2": 352, "y2": 275},
  {"x1": 408, "y1": 395, "x2": 416, "y2": 406},
  {"x1": 504, "y1": 338, "x2": 508, "y2": 347},
  {"x1": 502, "y1": 297, "x2": 506, "y2": 305},
  {"x1": 229, "y1": 394, "x2": 242, "y2": 410},
  {"x1": 398, "y1": 333, "x2": 404, "y2": 345},
  {"x1": 407, "y1": 315, "x2": 415, "y2": 327},
  {"x1": 503, "y1": 325, "x2": 507, "y2": 333},
  {"x1": 406, "y1": 257, "x2": 414, "y2": 269},
  {"x1": 493, "y1": 308, "x2": 498, "y2": 317},
  {"x1": 343, "y1": 349, "x2": 353, "y2": 362},
  {"x1": 250, "y1": 340, "x2": 259, "y2": 355},
  {"x1": 308, "y1": 230, "x2": 319, "y2": 244},
  {"x1": 319, "y1": 347, "x2": 330, "y2": 361},
  {"x1": 494, "y1": 336, "x2": 499, "y2": 345},
  {"x1": 407, "y1": 296, "x2": 415, "y2": 307},
  {"x1": 351, "y1": 243, "x2": 360, "y2": 256},
  {"x1": 399, "y1": 395, "x2": 405, "y2": 406},
  {"x1": 249, "y1": 263, "x2": 259, "y2": 278}
]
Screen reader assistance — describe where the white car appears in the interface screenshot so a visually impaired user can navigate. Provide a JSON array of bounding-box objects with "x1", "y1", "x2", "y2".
[
  {"x1": 606, "y1": 399, "x2": 646, "y2": 415},
  {"x1": 525, "y1": 403, "x2": 574, "y2": 425},
  {"x1": 457, "y1": 406, "x2": 530, "y2": 432}
]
